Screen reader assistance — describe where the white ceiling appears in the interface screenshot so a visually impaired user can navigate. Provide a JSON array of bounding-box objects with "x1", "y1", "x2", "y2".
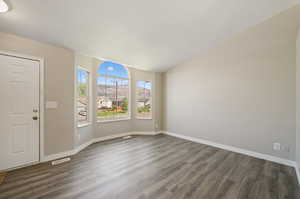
[{"x1": 0, "y1": 0, "x2": 299, "y2": 71}]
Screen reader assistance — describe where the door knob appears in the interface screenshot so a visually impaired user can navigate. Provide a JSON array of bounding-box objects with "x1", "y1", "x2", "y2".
[{"x1": 32, "y1": 116, "x2": 38, "y2": 120}]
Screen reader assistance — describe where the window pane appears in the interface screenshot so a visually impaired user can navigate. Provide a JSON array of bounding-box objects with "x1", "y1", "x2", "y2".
[
  {"x1": 97, "y1": 62, "x2": 130, "y2": 121},
  {"x1": 97, "y1": 77, "x2": 116, "y2": 120},
  {"x1": 98, "y1": 61, "x2": 129, "y2": 78},
  {"x1": 136, "y1": 81, "x2": 152, "y2": 119},
  {"x1": 116, "y1": 79, "x2": 129, "y2": 119},
  {"x1": 77, "y1": 69, "x2": 89, "y2": 123}
]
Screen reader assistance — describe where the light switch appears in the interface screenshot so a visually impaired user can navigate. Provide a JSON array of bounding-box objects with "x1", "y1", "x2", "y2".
[{"x1": 46, "y1": 101, "x2": 58, "y2": 109}]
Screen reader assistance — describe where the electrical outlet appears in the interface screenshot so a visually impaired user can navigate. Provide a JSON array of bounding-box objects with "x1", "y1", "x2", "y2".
[
  {"x1": 78, "y1": 134, "x2": 81, "y2": 141},
  {"x1": 273, "y1": 143, "x2": 281, "y2": 151}
]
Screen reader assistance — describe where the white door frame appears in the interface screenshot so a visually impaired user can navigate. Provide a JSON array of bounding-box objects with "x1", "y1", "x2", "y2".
[{"x1": 0, "y1": 50, "x2": 45, "y2": 164}]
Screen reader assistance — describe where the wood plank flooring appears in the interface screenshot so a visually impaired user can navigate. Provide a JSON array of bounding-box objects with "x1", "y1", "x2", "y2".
[{"x1": 0, "y1": 134, "x2": 299, "y2": 199}]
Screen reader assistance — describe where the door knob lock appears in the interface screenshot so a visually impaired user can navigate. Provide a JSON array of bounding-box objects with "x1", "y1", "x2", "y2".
[{"x1": 32, "y1": 116, "x2": 38, "y2": 120}]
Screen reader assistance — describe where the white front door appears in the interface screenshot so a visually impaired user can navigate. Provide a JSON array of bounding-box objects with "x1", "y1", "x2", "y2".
[{"x1": 0, "y1": 54, "x2": 40, "y2": 171}]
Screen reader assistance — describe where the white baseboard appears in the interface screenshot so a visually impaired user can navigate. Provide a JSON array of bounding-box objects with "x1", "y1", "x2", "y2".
[
  {"x1": 37, "y1": 130, "x2": 300, "y2": 185},
  {"x1": 93, "y1": 131, "x2": 162, "y2": 143},
  {"x1": 163, "y1": 131, "x2": 295, "y2": 167},
  {"x1": 92, "y1": 132, "x2": 133, "y2": 143},
  {"x1": 42, "y1": 149, "x2": 75, "y2": 162},
  {"x1": 131, "y1": 131, "x2": 162, "y2": 136},
  {"x1": 73, "y1": 139, "x2": 94, "y2": 154},
  {"x1": 163, "y1": 131, "x2": 300, "y2": 185},
  {"x1": 43, "y1": 131, "x2": 162, "y2": 162}
]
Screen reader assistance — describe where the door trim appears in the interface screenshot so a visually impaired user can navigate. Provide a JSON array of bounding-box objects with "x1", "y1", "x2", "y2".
[{"x1": 0, "y1": 50, "x2": 45, "y2": 164}]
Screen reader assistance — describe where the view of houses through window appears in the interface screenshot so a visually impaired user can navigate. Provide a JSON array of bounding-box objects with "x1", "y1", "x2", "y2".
[
  {"x1": 77, "y1": 68, "x2": 90, "y2": 124},
  {"x1": 136, "y1": 81, "x2": 152, "y2": 119},
  {"x1": 97, "y1": 61, "x2": 130, "y2": 121},
  {"x1": 78, "y1": 62, "x2": 152, "y2": 123}
]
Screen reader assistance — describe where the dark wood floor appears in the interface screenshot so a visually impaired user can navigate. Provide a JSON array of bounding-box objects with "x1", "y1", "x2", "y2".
[{"x1": 0, "y1": 134, "x2": 299, "y2": 199}]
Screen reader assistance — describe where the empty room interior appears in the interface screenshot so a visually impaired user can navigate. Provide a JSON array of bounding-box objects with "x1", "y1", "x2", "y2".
[{"x1": 1, "y1": 0, "x2": 300, "y2": 198}]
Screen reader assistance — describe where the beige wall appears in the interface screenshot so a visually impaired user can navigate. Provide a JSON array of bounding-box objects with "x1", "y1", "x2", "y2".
[
  {"x1": 0, "y1": 32, "x2": 75, "y2": 156},
  {"x1": 163, "y1": 5, "x2": 300, "y2": 160},
  {"x1": 155, "y1": 72, "x2": 163, "y2": 131}
]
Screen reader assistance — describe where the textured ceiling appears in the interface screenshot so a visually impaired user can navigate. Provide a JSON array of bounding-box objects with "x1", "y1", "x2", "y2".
[{"x1": 0, "y1": 0, "x2": 299, "y2": 71}]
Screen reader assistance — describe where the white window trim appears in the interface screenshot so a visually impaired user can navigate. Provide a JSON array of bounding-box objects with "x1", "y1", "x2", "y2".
[
  {"x1": 135, "y1": 80, "x2": 153, "y2": 120},
  {"x1": 96, "y1": 64, "x2": 131, "y2": 123},
  {"x1": 97, "y1": 118, "x2": 131, "y2": 123},
  {"x1": 76, "y1": 66, "x2": 92, "y2": 127},
  {"x1": 77, "y1": 122, "x2": 92, "y2": 128},
  {"x1": 136, "y1": 116, "x2": 153, "y2": 120}
]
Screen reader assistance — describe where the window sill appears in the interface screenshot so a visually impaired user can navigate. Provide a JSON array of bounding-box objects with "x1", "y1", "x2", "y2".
[
  {"x1": 77, "y1": 122, "x2": 92, "y2": 128},
  {"x1": 136, "y1": 117, "x2": 152, "y2": 120},
  {"x1": 97, "y1": 118, "x2": 131, "y2": 123}
]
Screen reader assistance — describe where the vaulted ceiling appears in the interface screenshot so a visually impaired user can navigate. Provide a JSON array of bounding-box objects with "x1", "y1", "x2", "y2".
[{"x1": 0, "y1": 0, "x2": 299, "y2": 71}]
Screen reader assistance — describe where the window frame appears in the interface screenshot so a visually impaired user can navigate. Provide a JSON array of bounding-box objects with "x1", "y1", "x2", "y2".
[
  {"x1": 96, "y1": 63, "x2": 131, "y2": 123},
  {"x1": 76, "y1": 66, "x2": 92, "y2": 127},
  {"x1": 135, "y1": 80, "x2": 152, "y2": 120}
]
